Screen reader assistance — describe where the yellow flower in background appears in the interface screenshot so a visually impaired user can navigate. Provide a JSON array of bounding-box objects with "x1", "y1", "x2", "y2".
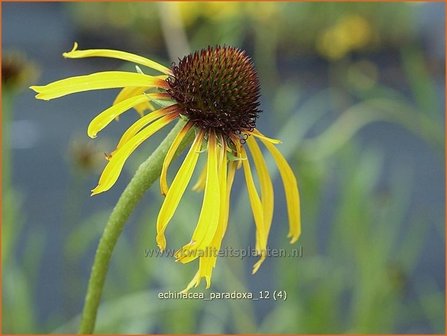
[
  {"x1": 31, "y1": 43, "x2": 301, "y2": 290},
  {"x1": 178, "y1": 2, "x2": 240, "y2": 26},
  {"x1": 317, "y1": 14, "x2": 373, "y2": 60}
]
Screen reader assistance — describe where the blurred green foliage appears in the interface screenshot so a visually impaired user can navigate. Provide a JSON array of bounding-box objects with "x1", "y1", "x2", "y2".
[{"x1": 2, "y1": 2, "x2": 444, "y2": 334}]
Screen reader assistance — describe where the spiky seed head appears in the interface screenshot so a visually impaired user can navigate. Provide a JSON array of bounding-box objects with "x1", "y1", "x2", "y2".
[{"x1": 166, "y1": 46, "x2": 261, "y2": 137}]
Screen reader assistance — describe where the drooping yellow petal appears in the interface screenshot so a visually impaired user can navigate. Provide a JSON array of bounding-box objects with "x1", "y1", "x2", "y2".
[
  {"x1": 252, "y1": 254, "x2": 267, "y2": 274},
  {"x1": 113, "y1": 105, "x2": 179, "y2": 151},
  {"x1": 231, "y1": 135, "x2": 244, "y2": 169},
  {"x1": 138, "y1": 101, "x2": 155, "y2": 116},
  {"x1": 213, "y1": 140, "x2": 230, "y2": 245},
  {"x1": 160, "y1": 122, "x2": 193, "y2": 196},
  {"x1": 114, "y1": 89, "x2": 171, "y2": 106},
  {"x1": 222, "y1": 160, "x2": 237, "y2": 242},
  {"x1": 30, "y1": 71, "x2": 168, "y2": 100},
  {"x1": 250, "y1": 128, "x2": 282, "y2": 144},
  {"x1": 241, "y1": 147, "x2": 267, "y2": 273},
  {"x1": 176, "y1": 132, "x2": 221, "y2": 263},
  {"x1": 191, "y1": 164, "x2": 207, "y2": 192},
  {"x1": 180, "y1": 271, "x2": 201, "y2": 294},
  {"x1": 182, "y1": 159, "x2": 237, "y2": 292},
  {"x1": 226, "y1": 161, "x2": 237, "y2": 206},
  {"x1": 196, "y1": 141, "x2": 229, "y2": 287},
  {"x1": 114, "y1": 89, "x2": 171, "y2": 117},
  {"x1": 246, "y1": 135, "x2": 274, "y2": 245},
  {"x1": 114, "y1": 87, "x2": 145, "y2": 105},
  {"x1": 91, "y1": 113, "x2": 176, "y2": 195},
  {"x1": 259, "y1": 137, "x2": 301, "y2": 243},
  {"x1": 63, "y1": 42, "x2": 173, "y2": 75},
  {"x1": 156, "y1": 131, "x2": 204, "y2": 250},
  {"x1": 113, "y1": 87, "x2": 146, "y2": 119},
  {"x1": 88, "y1": 94, "x2": 154, "y2": 138},
  {"x1": 203, "y1": 160, "x2": 237, "y2": 288}
]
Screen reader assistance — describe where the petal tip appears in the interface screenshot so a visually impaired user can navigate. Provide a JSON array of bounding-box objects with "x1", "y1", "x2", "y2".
[
  {"x1": 63, "y1": 42, "x2": 79, "y2": 57},
  {"x1": 87, "y1": 131, "x2": 97, "y2": 139},
  {"x1": 160, "y1": 185, "x2": 168, "y2": 196},
  {"x1": 35, "y1": 94, "x2": 50, "y2": 101},
  {"x1": 156, "y1": 235, "x2": 166, "y2": 251},
  {"x1": 252, "y1": 255, "x2": 266, "y2": 274},
  {"x1": 29, "y1": 86, "x2": 48, "y2": 100},
  {"x1": 289, "y1": 234, "x2": 300, "y2": 244},
  {"x1": 91, "y1": 185, "x2": 105, "y2": 196}
]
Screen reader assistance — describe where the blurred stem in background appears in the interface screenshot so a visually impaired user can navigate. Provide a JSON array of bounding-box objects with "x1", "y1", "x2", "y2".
[
  {"x1": 157, "y1": 2, "x2": 190, "y2": 60},
  {"x1": 400, "y1": 45, "x2": 441, "y2": 121},
  {"x1": 79, "y1": 119, "x2": 194, "y2": 333},
  {"x1": 301, "y1": 98, "x2": 443, "y2": 160}
]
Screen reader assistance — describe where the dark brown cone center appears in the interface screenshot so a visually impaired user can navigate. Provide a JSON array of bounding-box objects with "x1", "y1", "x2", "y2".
[{"x1": 166, "y1": 46, "x2": 261, "y2": 137}]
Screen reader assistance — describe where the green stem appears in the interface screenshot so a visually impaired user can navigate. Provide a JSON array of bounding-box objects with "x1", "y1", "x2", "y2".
[{"x1": 79, "y1": 119, "x2": 193, "y2": 334}]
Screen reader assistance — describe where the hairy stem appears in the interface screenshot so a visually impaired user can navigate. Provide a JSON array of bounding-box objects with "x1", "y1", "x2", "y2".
[{"x1": 79, "y1": 119, "x2": 193, "y2": 334}]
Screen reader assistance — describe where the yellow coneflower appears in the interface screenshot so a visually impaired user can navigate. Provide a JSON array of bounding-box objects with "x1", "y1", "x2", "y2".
[{"x1": 31, "y1": 43, "x2": 301, "y2": 290}]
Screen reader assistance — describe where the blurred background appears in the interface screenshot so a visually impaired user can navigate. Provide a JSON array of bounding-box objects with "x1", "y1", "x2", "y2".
[{"x1": 2, "y1": 1, "x2": 445, "y2": 334}]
